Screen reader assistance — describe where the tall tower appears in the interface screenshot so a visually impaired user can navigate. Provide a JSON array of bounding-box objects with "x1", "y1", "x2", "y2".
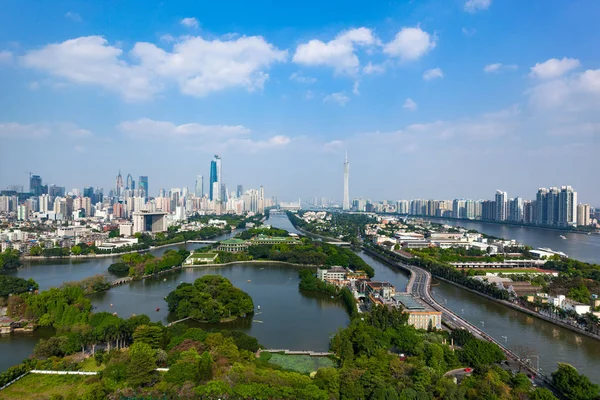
[
  {"x1": 116, "y1": 171, "x2": 124, "y2": 195},
  {"x1": 209, "y1": 155, "x2": 222, "y2": 201},
  {"x1": 343, "y1": 152, "x2": 350, "y2": 210},
  {"x1": 126, "y1": 174, "x2": 133, "y2": 190},
  {"x1": 195, "y1": 175, "x2": 203, "y2": 198},
  {"x1": 138, "y1": 176, "x2": 148, "y2": 198}
]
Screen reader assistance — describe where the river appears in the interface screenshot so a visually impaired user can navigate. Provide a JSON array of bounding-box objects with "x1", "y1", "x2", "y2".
[
  {"x1": 423, "y1": 217, "x2": 600, "y2": 264},
  {"x1": 1, "y1": 213, "x2": 599, "y2": 384}
]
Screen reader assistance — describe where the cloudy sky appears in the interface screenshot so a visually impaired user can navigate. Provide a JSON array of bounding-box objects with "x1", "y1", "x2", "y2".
[{"x1": 0, "y1": 0, "x2": 598, "y2": 204}]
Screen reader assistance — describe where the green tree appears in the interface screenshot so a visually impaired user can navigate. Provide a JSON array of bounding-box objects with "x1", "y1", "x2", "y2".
[
  {"x1": 71, "y1": 245, "x2": 82, "y2": 256},
  {"x1": 132, "y1": 325, "x2": 164, "y2": 349},
  {"x1": 552, "y1": 363, "x2": 599, "y2": 400},
  {"x1": 29, "y1": 245, "x2": 42, "y2": 256},
  {"x1": 126, "y1": 341, "x2": 157, "y2": 387},
  {"x1": 530, "y1": 387, "x2": 558, "y2": 400},
  {"x1": 198, "y1": 351, "x2": 213, "y2": 382}
]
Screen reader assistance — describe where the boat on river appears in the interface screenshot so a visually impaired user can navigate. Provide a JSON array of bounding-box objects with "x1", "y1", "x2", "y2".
[{"x1": 559, "y1": 235, "x2": 567, "y2": 240}]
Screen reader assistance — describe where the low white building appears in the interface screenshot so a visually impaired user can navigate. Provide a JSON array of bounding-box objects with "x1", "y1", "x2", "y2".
[
  {"x1": 549, "y1": 294, "x2": 591, "y2": 315},
  {"x1": 317, "y1": 266, "x2": 347, "y2": 281}
]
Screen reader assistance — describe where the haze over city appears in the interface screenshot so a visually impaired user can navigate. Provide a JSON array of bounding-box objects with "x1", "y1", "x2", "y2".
[{"x1": 0, "y1": 0, "x2": 599, "y2": 203}]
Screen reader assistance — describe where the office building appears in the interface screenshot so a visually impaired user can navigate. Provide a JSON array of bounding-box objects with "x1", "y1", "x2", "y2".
[
  {"x1": 30, "y1": 175, "x2": 45, "y2": 196},
  {"x1": 132, "y1": 211, "x2": 168, "y2": 234},
  {"x1": 577, "y1": 204, "x2": 591, "y2": 226},
  {"x1": 195, "y1": 175, "x2": 203, "y2": 198},
  {"x1": 495, "y1": 190, "x2": 508, "y2": 221},
  {"x1": 209, "y1": 155, "x2": 222, "y2": 201},
  {"x1": 116, "y1": 171, "x2": 124, "y2": 195},
  {"x1": 546, "y1": 187, "x2": 560, "y2": 225},
  {"x1": 138, "y1": 176, "x2": 149, "y2": 198},
  {"x1": 236, "y1": 185, "x2": 243, "y2": 198}
]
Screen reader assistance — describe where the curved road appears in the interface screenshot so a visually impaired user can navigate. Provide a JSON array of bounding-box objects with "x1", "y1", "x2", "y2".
[{"x1": 366, "y1": 247, "x2": 564, "y2": 398}]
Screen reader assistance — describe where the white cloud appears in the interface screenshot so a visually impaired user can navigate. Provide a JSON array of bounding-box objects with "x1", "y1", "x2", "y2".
[
  {"x1": 0, "y1": 50, "x2": 13, "y2": 64},
  {"x1": 305, "y1": 90, "x2": 314, "y2": 100},
  {"x1": 529, "y1": 57, "x2": 580, "y2": 79},
  {"x1": 0, "y1": 122, "x2": 51, "y2": 138},
  {"x1": 29, "y1": 81, "x2": 40, "y2": 90},
  {"x1": 527, "y1": 68, "x2": 600, "y2": 110},
  {"x1": 462, "y1": 27, "x2": 476, "y2": 36},
  {"x1": 226, "y1": 135, "x2": 291, "y2": 152},
  {"x1": 289, "y1": 71, "x2": 316, "y2": 84},
  {"x1": 180, "y1": 17, "x2": 199, "y2": 28},
  {"x1": 484, "y1": 63, "x2": 518, "y2": 73},
  {"x1": 118, "y1": 118, "x2": 251, "y2": 139},
  {"x1": 403, "y1": 98, "x2": 417, "y2": 111},
  {"x1": 423, "y1": 67, "x2": 443, "y2": 80},
  {"x1": 464, "y1": 0, "x2": 492, "y2": 13},
  {"x1": 353, "y1": 81, "x2": 360, "y2": 95},
  {"x1": 21, "y1": 35, "x2": 287, "y2": 100},
  {"x1": 383, "y1": 26, "x2": 436, "y2": 61},
  {"x1": 323, "y1": 92, "x2": 350, "y2": 106},
  {"x1": 65, "y1": 12, "x2": 82, "y2": 22},
  {"x1": 73, "y1": 145, "x2": 86, "y2": 153},
  {"x1": 362, "y1": 62, "x2": 385, "y2": 75},
  {"x1": 293, "y1": 27, "x2": 378, "y2": 75}
]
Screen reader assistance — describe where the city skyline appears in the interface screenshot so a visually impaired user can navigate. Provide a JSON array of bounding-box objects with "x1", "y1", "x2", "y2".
[{"x1": 0, "y1": 0, "x2": 598, "y2": 202}]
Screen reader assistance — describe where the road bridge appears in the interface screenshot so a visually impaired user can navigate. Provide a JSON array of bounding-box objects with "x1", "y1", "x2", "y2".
[{"x1": 187, "y1": 240, "x2": 218, "y2": 244}]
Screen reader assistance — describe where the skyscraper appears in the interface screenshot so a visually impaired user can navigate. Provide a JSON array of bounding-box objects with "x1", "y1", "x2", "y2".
[
  {"x1": 343, "y1": 152, "x2": 350, "y2": 211},
  {"x1": 236, "y1": 185, "x2": 243, "y2": 198},
  {"x1": 209, "y1": 155, "x2": 222, "y2": 201},
  {"x1": 558, "y1": 186, "x2": 577, "y2": 227},
  {"x1": 577, "y1": 204, "x2": 591, "y2": 226},
  {"x1": 116, "y1": 171, "x2": 124, "y2": 195},
  {"x1": 535, "y1": 188, "x2": 548, "y2": 225},
  {"x1": 138, "y1": 176, "x2": 149, "y2": 198},
  {"x1": 30, "y1": 174, "x2": 43, "y2": 196},
  {"x1": 494, "y1": 190, "x2": 507, "y2": 221},
  {"x1": 195, "y1": 175, "x2": 204, "y2": 198},
  {"x1": 126, "y1": 174, "x2": 133, "y2": 190}
]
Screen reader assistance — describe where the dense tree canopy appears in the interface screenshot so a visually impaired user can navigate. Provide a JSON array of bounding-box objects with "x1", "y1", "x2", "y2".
[
  {"x1": 0, "y1": 275, "x2": 38, "y2": 297},
  {"x1": 0, "y1": 248, "x2": 21, "y2": 271},
  {"x1": 165, "y1": 275, "x2": 254, "y2": 323}
]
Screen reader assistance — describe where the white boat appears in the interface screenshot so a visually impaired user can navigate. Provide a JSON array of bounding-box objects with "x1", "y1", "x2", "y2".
[
  {"x1": 559, "y1": 235, "x2": 567, "y2": 240},
  {"x1": 257, "y1": 305, "x2": 261, "y2": 310}
]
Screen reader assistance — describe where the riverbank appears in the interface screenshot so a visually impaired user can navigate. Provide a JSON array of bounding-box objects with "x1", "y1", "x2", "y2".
[
  {"x1": 412, "y1": 215, "x2": 598, "y2": 235},
  {"x1": 365, "y1": 245, "x2": 600, "y2": 342},
  {"x1": 433, "y1": 275, "x2": 600, "y2": 342}
]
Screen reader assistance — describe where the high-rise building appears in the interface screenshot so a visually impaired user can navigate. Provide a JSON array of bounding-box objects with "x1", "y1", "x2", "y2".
[
  {"x1": 546, "y1": 187, "x2": 560, "y2": 225},
  {"x1": 494, "y1": 190, "x2": 508, "y2": 221},
  {"x1": 258, "y1": 186, "x2": 265, "y2": 214},
  {"x1": 138, "y1": 176, "x2": 149, "y2": 198},
  {"x1": 508, "y1": 197, "x2": 524, "y2": 222},
  {"x1": 343, "y1": 152, "x2": 350, "y2": 210},
  {"x1": 236, "y1": 185, "x2": 243, "y2": 198},
  {"x1": 30, "y1": 174, "x2": 44, "y2": 196},
  {"x1": 482, "y1": 200, "x2": 496, "y2": 221},
  {"x1": 558, "y1": 186, "x2": 577, "y2": 227},
  {"x1": 209, "y1": 155, "x2": 222, "y2": 201},
  {"x1": 116, "y1": 171, "x2": 124, "y2": 194},
  {"x1": 195, "y1": 175, "x2": 203, "y2": 198},
  {"x1": 535, "y1": 188, "x2": 548, "y2": 225},
  {"x1": 577, "y1": 204, "x2": 591, "y2": 226},
  {"x1": 126, "y1": 174, "x2": 134, "y2": 190}
]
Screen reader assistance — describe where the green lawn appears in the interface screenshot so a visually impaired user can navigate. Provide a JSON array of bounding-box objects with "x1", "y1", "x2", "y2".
[
  {"x1": 0, "y1": 374, "x2": 90, "y2": 400},
  {"x1": 78, "y1": 357, "x2": 105, "y2": 372},
  {"x1": 262, "y1": 353, "x2": 337, "y2": 374}
]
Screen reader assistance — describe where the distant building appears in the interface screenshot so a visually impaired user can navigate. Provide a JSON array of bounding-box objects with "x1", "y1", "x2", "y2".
[
  {"x1": 495, "y1": 190, "x2": 507, "y2": 221},
  {"x1": 138, "y1": 176, "x2": 149, "y2": 198},
  {"x1": 577, "y1": 204, "x2": 591, "y2": 226},
  {"x1": 132, "y1": 211, "x2": 168, "y2": 234},
  {"x1": 317, "y1": 266, "x2": 348, "y2": 281},
  {"x1": 392, "y1": 294, "x2": 442, "y2": 330}
]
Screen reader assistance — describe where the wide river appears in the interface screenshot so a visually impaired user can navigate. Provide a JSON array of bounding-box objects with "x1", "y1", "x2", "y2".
[
  {"x1": 1, "y1": 214, "x2": 599, "y2": 384},
  {"x1": 423, "y1": 217, "x2": 600, "y2": 264}
]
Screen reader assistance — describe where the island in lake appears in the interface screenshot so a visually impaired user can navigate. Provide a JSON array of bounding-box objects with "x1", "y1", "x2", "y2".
[{"x1": 165, "y1": 275, "x2": 254, "y2": 323}]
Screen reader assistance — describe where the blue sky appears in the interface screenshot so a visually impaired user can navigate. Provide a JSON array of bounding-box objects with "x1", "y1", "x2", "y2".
[{"x1": 0, "y1": 0, "x2": 599, "y2": 204}]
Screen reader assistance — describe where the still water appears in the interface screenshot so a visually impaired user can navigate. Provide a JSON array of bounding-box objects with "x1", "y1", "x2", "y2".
[{"x1": 425, "y1": 217, "x2": 600, "y2": 264}]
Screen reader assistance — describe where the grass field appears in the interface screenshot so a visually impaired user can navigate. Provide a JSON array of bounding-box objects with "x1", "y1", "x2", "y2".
[
  {"x1": 0, "y1": 374, "x2": 91, "y2": 400},
  {"x1": 261, "y1": 353, "x2": 337, "y2": 374}
]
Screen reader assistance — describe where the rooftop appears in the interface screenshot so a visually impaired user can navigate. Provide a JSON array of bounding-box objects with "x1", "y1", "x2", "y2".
[
  {"x1": 220, "y1": 238, "x2": 248, "y2": 244},
  {"x1": 393, "y1": 294, "x2": 426, "y2": 311}
]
